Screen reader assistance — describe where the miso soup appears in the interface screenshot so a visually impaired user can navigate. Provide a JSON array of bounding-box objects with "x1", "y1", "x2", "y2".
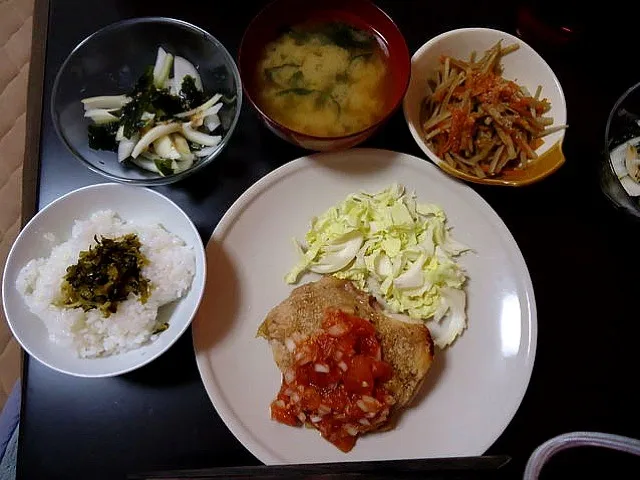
[{"x1": 256, "y1": 22, "x2": 390, "y2": 137}]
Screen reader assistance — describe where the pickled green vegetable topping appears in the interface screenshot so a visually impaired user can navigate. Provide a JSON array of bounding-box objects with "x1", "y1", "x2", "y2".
[{"x1": 59, "y1": 234, "x2": 151, "y2": 317}]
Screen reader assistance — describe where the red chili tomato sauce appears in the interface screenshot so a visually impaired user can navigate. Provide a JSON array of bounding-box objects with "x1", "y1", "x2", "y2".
[{"x1": 270, "y1": 309, "x2": 395, "y2": 452}]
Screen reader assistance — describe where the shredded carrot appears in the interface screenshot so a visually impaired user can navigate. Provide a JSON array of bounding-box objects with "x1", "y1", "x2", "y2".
[{"x1": 421, "y1": 41, "x2": 567, "y2": 177}]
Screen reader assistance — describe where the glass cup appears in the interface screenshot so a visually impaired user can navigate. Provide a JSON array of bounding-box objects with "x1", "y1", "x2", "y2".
[{"x1": 601, "y1": 81, "x2": 640, "y2": 220}]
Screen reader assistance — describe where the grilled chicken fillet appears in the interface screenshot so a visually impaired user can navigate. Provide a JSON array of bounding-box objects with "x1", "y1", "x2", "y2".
[{"x1": 258, "y1": 276, "x2": 434, "y2": 429}]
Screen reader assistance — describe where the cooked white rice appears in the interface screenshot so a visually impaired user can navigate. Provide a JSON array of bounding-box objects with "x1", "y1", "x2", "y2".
[{"x1": 15, "y1": 210, "x2": 195, "y2": 358}]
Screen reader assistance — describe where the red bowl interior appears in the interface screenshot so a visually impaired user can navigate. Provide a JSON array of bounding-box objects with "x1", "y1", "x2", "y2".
[{"x1": 238, "y1": 0, "x2": 411, "y2": 141}]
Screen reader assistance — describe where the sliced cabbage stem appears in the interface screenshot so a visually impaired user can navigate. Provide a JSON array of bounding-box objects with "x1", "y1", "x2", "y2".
[
  {"x1": 173, "y1": 55, "x2": 203, "y2": 91},
  {"x1": 131, "y1": 123, "x2": 181, "y2": 158},
  {"x1": 81, "y1": 95, "x2": 130, "y2": 110},
  {"x1": 194, "y1": 145, "x2": 219, "y2": 158},
  {"x1": 181, "y1": 123, "x2": 222, "y2": 147},
  {"x1": 175, "y1": 94, "x2": 222, "y2": 119},
  {"x1": 190, "y1": 104, "x2": 223, "y2": 128},
  {"x1": 309, "y1": 234, "x2": 363, "y2": 274},
  {"x1": 153, "y1": 135, "x2": 181, "y2": 160},
  {"x1": 152, "y1": 47, "x2": 173, "y2": 89},
  {"x1": 118, "y1": 134, "x2": 139, "y2": 162},
  {"x1": 84, "y1": 109, "x2": 119, "y2": 124},
  {"x1": 204, "y1": 113, "x2": 221, "y2": 132}
]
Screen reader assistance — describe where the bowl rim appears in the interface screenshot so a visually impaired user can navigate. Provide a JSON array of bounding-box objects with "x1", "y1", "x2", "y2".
[
  {"x1": 402, "y1": 27, "x2": 568, "y2": 187},
  {"x1": 602, "y1": 80, "x2": 640, "y2": 211},
  {"x1": 1, "y1": 182, "x2": 207, "y2": 378},
  {"x1": 50, "y1": 16, "x2": 243, "y2": 186},
  {"x1": 237, "y1": 0, "x2": 411, "y2": 142},
  {"x1": 604, "y1": 80, "x2": 640, "y2": 177}
]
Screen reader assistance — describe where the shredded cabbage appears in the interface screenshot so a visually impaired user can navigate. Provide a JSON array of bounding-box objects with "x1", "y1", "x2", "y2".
[{"x1": 285, "y1": 184, "x2": 471, "y2": 348}]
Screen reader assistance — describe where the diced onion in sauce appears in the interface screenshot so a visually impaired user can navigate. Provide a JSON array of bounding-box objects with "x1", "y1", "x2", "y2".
[{"x1": 269, "y1": 309, "x2": 395, "y2": 452}]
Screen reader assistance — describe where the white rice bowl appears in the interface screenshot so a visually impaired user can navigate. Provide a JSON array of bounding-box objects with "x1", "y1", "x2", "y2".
[{"x1": 16, "y1": 209, "x2": 195, "y2": 358}]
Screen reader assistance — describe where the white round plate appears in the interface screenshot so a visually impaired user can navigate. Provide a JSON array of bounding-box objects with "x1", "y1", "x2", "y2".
[
  {"x1": 2, "y1": 183, "x2": 206, "y2": 378},
  {"x1": 193, "y1": 148, "x2": 536, "y2": 464}
]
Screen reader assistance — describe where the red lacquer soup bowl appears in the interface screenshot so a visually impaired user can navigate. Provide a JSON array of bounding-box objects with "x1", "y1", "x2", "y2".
[{"x1": 238, "y1": 0, "x2": 410, "y2": 152}]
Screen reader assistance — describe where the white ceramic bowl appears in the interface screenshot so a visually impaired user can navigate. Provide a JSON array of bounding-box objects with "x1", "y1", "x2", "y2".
[
  {"x1": 2, "y1": 183, "x2": 206, "y2": 378},
  {"x1": 403, "y1": 27, "x2": 567, "y2": 186}
]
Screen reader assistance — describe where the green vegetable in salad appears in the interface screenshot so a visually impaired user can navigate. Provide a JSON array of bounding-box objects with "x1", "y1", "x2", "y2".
[
  {"x1": 119, "y1": 68, "x2": 184, "y2": 139},
  {"x1": 88, "y1": 123, "x2": 119, "y2": 151},
  {"x1": 59, "y1": 234, "x2": 150, "y2": 317},
  {"x1": 81, "y1": 47, "x2": 231, "y2": 176},
  {"x1": 180, "y1": 76, "x2": 205, "y2": 110}
]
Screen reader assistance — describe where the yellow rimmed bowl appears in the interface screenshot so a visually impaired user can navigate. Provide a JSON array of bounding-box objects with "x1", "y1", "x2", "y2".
[{"x1": 403, "y1": 27, "x2": 567, "y2": 187}]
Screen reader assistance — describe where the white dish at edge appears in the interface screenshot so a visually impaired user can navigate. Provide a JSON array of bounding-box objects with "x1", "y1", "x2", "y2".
[{"x1": 2, "y1": 182, "x2": 206, "y2": 378}]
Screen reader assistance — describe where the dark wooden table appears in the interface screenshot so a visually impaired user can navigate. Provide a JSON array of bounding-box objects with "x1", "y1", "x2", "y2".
[{"x1": 19, "y1": 0, "x2": 640, "y2": 478}]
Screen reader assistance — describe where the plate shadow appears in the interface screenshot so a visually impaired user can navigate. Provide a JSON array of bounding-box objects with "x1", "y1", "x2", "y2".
[{"x1": 193, "y1": 237, "x2": 241, "y2": 353}]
